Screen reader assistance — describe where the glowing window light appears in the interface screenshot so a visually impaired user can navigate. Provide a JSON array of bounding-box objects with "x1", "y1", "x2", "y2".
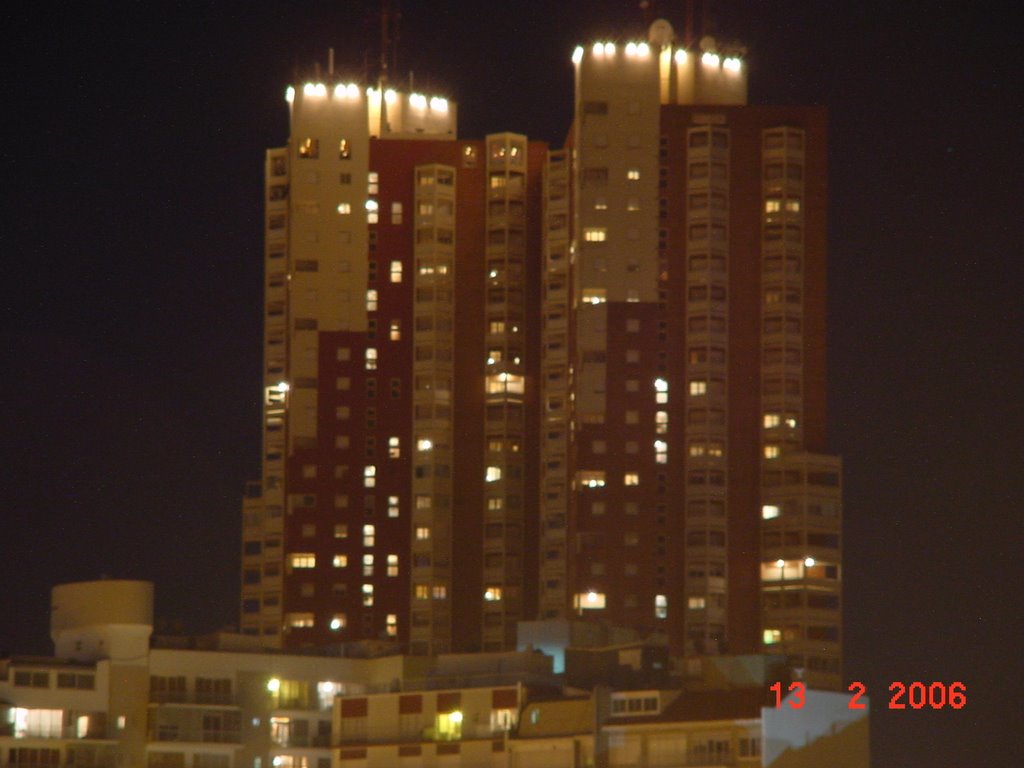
[
  {"x1": 333, "y1": 84, "x2": 346, "y2": 99},
  {"x1": 303, "y1": 82, "x2": 316, "y2": 96},
  {"x1": 285, "y1": 86, "x2": 295, "y2": 103},
  {"x1": 674, "y1": 49, "x2": 688, "y2": 64},
  {"x1": 267, "y1": 678, "x2": 281, "y2": 693},
  {"x1": 346, "y1": 83, "x2": 360, "y2": 98},
  {"x1": 365, "y1": 199, "x2": 379, "y2": 211},
  {"x1": 775, "y1": 559, "x2": 786, "y2": 568},
  {"x1": 603, "y1": 42, "x2": 615, "y2": 56},
  {"x1": 626, "y1": 42, "x2": 638, "y2": 56},
  {"x1": 417, "y1": 438, "x2": 433, "y2": 451},
  {"x1": 762, "y1": 504, "x2": 780, "y2": 520},
  {"x1": 637, "y1": 42, "x2": 650, "y2": 57},
  {"x1": 723, "y1": 57, "x2": 742, "y2": 72},
  {"x1": 654, "y1": 377, "x2": 668, "y2": 392},
  {"x1": 592, "y1": 42, "x2": 604, "y2": 56},
  {"x1": 410, "y1": 92, "x2": 427, "y2": 109},
  {"x1": 702, "y1": 52, "x2": 720, "y2": 67},
  {"x1": 804, "y1": 557, "x2": 816, "y2": 567},
  {"x1": 449, "y1": 711, "x2": 464, "y2": 724},
  {"x1": 384, "y1": 88, "x2": 397, "y2": 104},
  {"x1": 572, "y1": 46, "x2": 584, "y2": 64},
  {"x1": 430, "y1": 96, "x2": 448, "y2": 111}
]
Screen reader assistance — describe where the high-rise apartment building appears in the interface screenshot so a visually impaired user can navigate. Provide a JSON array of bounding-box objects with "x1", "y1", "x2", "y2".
[{"x1": 242, "y1": 18, "x2": 842, "y2": 690}]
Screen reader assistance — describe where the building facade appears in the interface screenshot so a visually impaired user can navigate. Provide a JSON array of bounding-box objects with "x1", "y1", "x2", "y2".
[{"x1": 241, "y1": 18, "x2": 842, "y2": 690}]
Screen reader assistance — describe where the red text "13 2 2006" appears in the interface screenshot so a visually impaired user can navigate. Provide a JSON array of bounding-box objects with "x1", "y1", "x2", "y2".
[{"x1": 770, "y1": 681, "x2": 967, "y2": 710}]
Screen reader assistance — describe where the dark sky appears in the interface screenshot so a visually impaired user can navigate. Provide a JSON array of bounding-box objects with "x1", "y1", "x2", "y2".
[{"x1": 2, "y1": 1, "x2": 1020, "y2": 764}]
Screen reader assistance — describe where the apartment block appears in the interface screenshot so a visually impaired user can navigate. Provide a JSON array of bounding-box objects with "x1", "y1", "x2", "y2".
[{"x1": 241, "y1": 17, "x2": 842, "y2": 690}]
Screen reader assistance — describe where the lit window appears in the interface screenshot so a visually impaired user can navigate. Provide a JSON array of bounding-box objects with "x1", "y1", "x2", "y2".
[
  {"x1": 688, "y1": 596, "x2": 706, "y2": 609},
  {"x1": 689, "y1": 380, "x2": 707, "y2": 396},
  {"x1": 762, "y1": 504, "x2": 780, "y2": 520},
  {"x1": 654, "y1": 441, "x2": 668, "y2": 464},
  {"x1": 332, "y1": 555, "x2": 347, "y2": 568},
  {"x1": 337, "y1": 202, "x2": 351, "y2": 215},
  {"x1": 363, "y1": 524, "x2": 375, "y2": 547},
  {"x1": 764, "y1": 413, "x2": 781, "y2": 428},
  {"x1": 391, "y1": 202, "x2": 403, "y2": 225},
  {"x1": 489, "y1": 320, "x2": 506, "y2": 334},
  {"x1": 763, "y1": 628, "x2": 782, "y2": 645},
  {"x1": 574, "y1": 591, "x2": 606, "y2": 610},
  {"x1": 655, "y1": 594, "x2": 668, "y2": 619},
  {"x1": 487, "y1": 497, "x2": 503, "y2": 510},
  {"x1": 386, "y1": 614, "x2": 397, "y2": 636},
  {"x1": 299, "y1": 138, "x2": 319, "y2": 158},
  {"x1": 627, "y1": 169, "x2": 640, "y2": 180},
  {"x1": 689, "y1": 444, "x2": 705, "y2": 457},
  {"x1": 577, "y1": 470, "x2": 606, "y2": 488},
  {"x1": 366, "y1": 198, "x2": 379, "y2": 223},
  {"x1": 432, "y1": 585, "x2": 447, "y2": 599},
  {"x1": 389, "y1": 260, "x2": 403, "y2": 283},
  {"x1": 765, "y1": 199, "x2": 781, "y2": 213},
  {"x1": 364, "y1": 465, "x2": 376, "y2": 487},
  {"x1": 626, "y1": 198, "x2": 640, "y2": 211},
  {"x1": 708, "y1": 442, "x2": 724, "y2": 457},
  {"x1": 484, "y1": 586, "x2": 502, "y2": 602},
  {"x1": 366, "y1": 289, "x2": 378, "y2": 311},
  {"x1": 366, "y1": 348, "x2": 378, "y2": 370},
  {"x1": 389, "y1": 320, "x2": 401, "y2": 341},
  {"x1": 388, "y1": 437, "x2": 400, "y2": 458},
  {"x1": 624, "y1": 472, "x2": 639, "y2": 486},
  {"x1": 417, "y1": 438, "x2": 433, "y2": 451},
  {"x1": 287, "y1": 612, "x2": 314, "y2": 628},
  {"x1": 785, "y1": 416, "x2": 798, "y2": 429},
  {"x1": 415, "y1": 584, "x2": 430, "y2": 600},
  {"x1": 330, "y1": 613, "x2": 347, "y2": 631},
  {"x1": 764, "y1": 444, "x2": 780, "y2": 459},
  {"x1": 368, "y1": 172, "x2": 379, "y2": 195},
  {"x1": 594, "y1": 198, "x2": 608, "y2": 211},
  {"x1": 290, "y1": 553, "x2": 316, "y2": 569},
  {"x1": 416, "y1": 526, "x2": 430, "y2": 540},
  {"x1": 362, "y1": 554, "x2": 374, "y2": 576},
  {"x1": 785, "y1": 199, "x2": 801, "y2": 212},
  {"x1": 415, "y1": 495, "x2": 431, "y2": 509},
  {"x1": 388, "y1": 495, "x2": 400, "y2": 518},
  {"x1": 582, "y1": 288, "x2": 607, "y2": 304},
  {"x1": 486, "y1": 373, "x2": 525, "y2": 394},
  {"x1": 656, "y1": 411, "x2": 668, "y2": 434},
  {"x1": 583, "y1": 227, "x2": 607, "y2": 242},
  {"x1": 486, "y1": 466, "x2": 502, "y2": 482},
  {"x1": 334, "y1": 524, "x2": 348, "y2": 539},
  {"x1": 362, "y1": 584, "x2": 374, "y2": 606},
  {"x1": 387, "y1": 554, "x2": 399, "y2": 577}
]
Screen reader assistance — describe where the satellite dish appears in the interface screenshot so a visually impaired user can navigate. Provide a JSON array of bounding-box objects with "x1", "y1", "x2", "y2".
[{"x1": 648, "y1": 19, "x2": 675, "y2": 47}]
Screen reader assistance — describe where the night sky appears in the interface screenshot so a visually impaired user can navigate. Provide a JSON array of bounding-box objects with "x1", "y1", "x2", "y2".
[{"x1": 3, "y1": 1, "x2": 1020, "y2": 764}]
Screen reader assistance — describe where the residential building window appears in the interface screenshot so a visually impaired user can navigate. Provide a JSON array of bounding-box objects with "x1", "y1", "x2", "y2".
[
  {"x1": 366, "y1": 348, "x2": 378, "y2": 370},
  {"x1": 363, "y1": 524, "x2": 375, "y2": 547},
  {"x1": 299, "y1": 138, "x2": 318, "y2": 158},
  {"x1": 627, "y1": 168, "x2": 640, "y2": 180},
  {"x1": 387, "y1": 555, "x2": 399, "y2": 577},
  {"x1": 366, "y1": 289, "x2": 378, "y2": 311},
  {"x1": 287, "y1": 613, "x2": 314, "y2": 628},
  {"x1": 388, "y1": 496, "x2": 400, "y2": 518},
  {"x1": 332, "y1": 555, "x2": 347, "y2": 568},
  {"x1": 388, "y1": 437, "x2": 400, "y2": 458},
  {"x1": 362, "y1": 554, "x2": 374, "y2": 576},
  {"x1": 362, "y1": 584, "x2": 374, "y2": 606},
  {"x1": 289, "y1": 553, "x2": 315, "y2": 569},
  {"x1": 624, "y1": 472, "x2": 639, "y2": 486},
  {"x1": 334, "y1": 524, "x2": 348, "y2": 538},
  {"x1": 390, "y1": 260, "x2": 402, "y2": 282}
]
